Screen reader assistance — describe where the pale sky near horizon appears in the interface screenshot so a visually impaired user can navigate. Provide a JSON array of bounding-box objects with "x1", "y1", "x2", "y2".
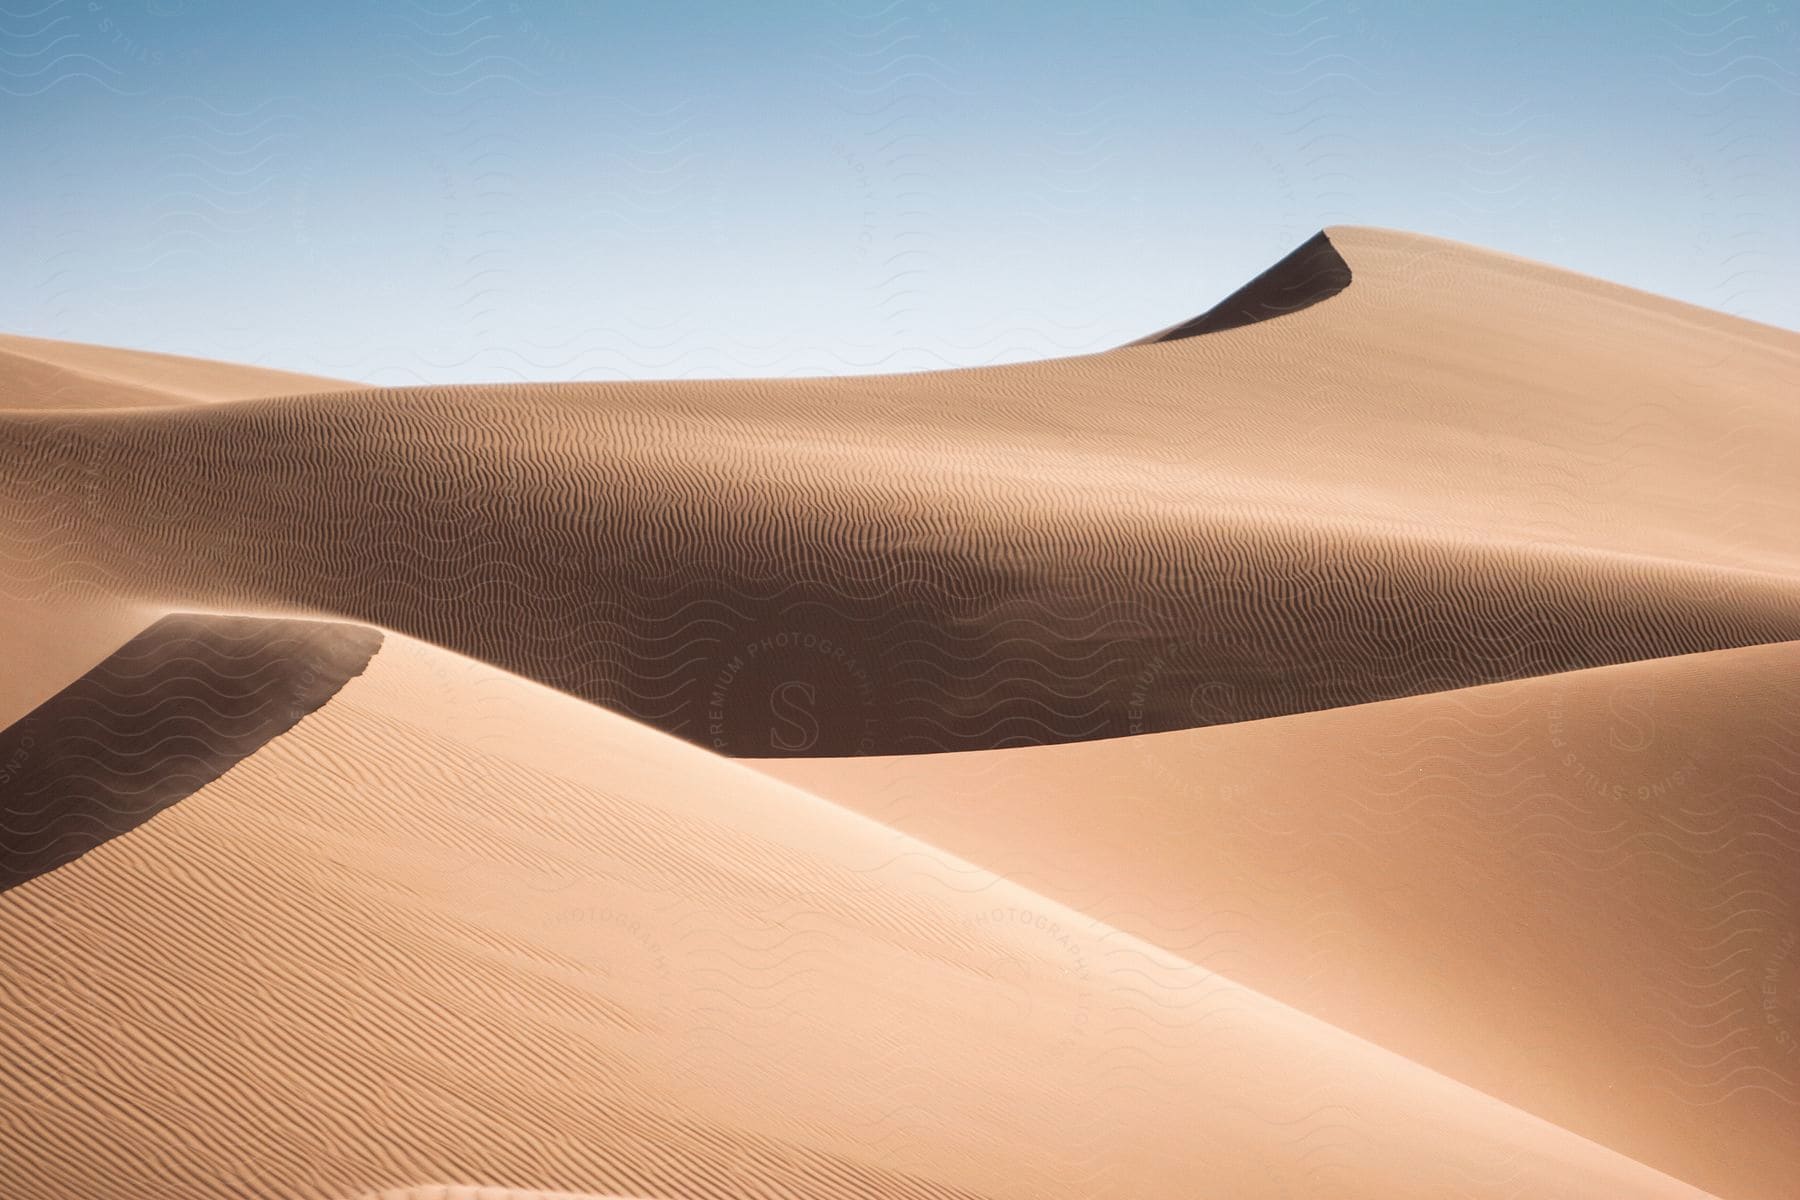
[{"x1": 3, "y1": 0, "x2": 1796, "y2": 384}]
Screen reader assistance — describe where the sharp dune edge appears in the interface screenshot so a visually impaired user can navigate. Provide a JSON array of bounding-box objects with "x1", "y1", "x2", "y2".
[
  {"x1": 1124, "y1": 229, "x2": 1353, "y2": 343},
  {"x1": 0, "y1": 614, "x2": 381, "y2": 893},
  {"x1": 0, "y1": 227, "x2": 1795, "y2": 1198}
]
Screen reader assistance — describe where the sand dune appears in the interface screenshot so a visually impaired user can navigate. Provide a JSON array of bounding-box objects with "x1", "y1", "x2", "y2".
[
  {"x1": 0, "y1": 613, "x2": 379, "y2": 893},
  {"x1": 1, "y1": 227, "x2": 1796, "y2": 1197},
  {"x1": 0, "y1": 591, "x2": 158, "y2": 730},
  {"x1": 0, "y1": 332, "x2": 353, "y2": 409},
  {"x1": 1125, "y1": 228, "x2": 1353, "y2": 343},
  {"x1": 764, "y1": 641, "x2": 1800, "y2": 1199},
  {"x1": 0, "y1": 336, "x2": 352, "y2": 724},
  {"x1": 0, "y1": 633, "x2": 1717, "y2": 1199},
  {"x1": 3, "y1": 228, "x2": 1796, "y2": 755}
]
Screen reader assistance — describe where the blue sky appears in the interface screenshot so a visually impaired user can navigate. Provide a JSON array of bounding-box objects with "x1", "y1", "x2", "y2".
[{"x1": 3, "y1": 0, "x2": 1796, "y2": 383}]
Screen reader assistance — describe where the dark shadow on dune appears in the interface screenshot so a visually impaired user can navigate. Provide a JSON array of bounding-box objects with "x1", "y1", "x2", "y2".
[
  {"x1": 1126, "y1": 230, "x2": 1352, "y2": 345},
  {"x1": 0, "y1": 614, "x2": 381, "y2": 892}
]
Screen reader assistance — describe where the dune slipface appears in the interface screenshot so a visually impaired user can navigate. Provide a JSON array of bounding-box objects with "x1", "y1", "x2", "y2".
[
  {"x1": 1125, "y1": 229, "x2": 1353, "y2": 343},
  {"x1": 2, "y1": 229, "x2": 1797, "y2": 756},
  {"x1": 0, "y1": 227, "x2": 1795, "y2": 1199},
  {"x1": 0, "y1": 613, "x2": 380, "y2": 892}
]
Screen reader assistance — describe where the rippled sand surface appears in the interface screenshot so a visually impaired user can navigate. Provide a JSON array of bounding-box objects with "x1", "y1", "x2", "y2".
[{"x1": 2, "y1": 228, "x2": 1794, "y2": 1198}]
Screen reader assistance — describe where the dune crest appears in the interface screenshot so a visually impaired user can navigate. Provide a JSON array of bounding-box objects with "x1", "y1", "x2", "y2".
[
  {"x1": 0, "y1": 332, "x2": 354, "y2": 410},
  {"x1": 3, "y1": 228, "x2": 1797, "y2": 754},
  {"x1": 0, "y1": 613, "x2": 380, "y2": 893},
  {"x1": 1124, "y1": 229, "x2": 1353, "y2": 343}
]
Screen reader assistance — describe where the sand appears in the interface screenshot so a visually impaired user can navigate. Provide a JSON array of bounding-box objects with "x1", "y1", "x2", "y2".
[
  {"x1": 3, "y1": 229, "x2": 1797, "y2": 755},
  {"x1": 0, "y1": 226, "x2": 1795, "y2": 1198},
  {"x1": 0, "y1": 334, "x2": 352, "y2": 725},
  {"x1": 0, "y1": 634, "x2": 1720, "y2": 1199},
  {"x1": 0, "y1": 332, "x2": 353, "y2": 409},
  {"x1": 764, "y1": 641, "x2": 1800, "y2": 1199},
  {"x1": 1125, "y1": 228, "x2": 1352, "y2": 342},
  {"x1": 0, "y1": 613, "x2": 379, "y2": 893}
]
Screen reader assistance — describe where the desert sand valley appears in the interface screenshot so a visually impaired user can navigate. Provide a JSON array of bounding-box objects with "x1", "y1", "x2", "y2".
[{"x1": 2, "y1": 228, "x2": 1797, "y2": 1199}]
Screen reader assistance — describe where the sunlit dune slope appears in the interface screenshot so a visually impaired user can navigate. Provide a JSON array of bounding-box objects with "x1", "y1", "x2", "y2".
[
  {"x1": 764, "y1": 640, "x2": 1800, "y2": 1200},
  {"x1": 3, "y1": 228, "x2": 1796, "y2": 754},
  {"x1": 0, "y1": 591, "x2": 155, "y2": 729},
  {"x1": 0, "y1": 332, "x2": 354, "y2": 409},
  {"x1": 0, "y1": 630, "x2": 1713, "y2": 1200}
]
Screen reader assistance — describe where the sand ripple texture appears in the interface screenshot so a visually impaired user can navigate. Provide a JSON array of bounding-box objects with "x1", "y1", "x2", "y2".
[
  {"x1": 0, "y1": 636, "x2": 1721, "y2": 1199},
  {"x1": 1, "y1": 226, "x2": 1796, "y2": 1199},
  {"x1": 3, "y1": 227, "x2": 1797, "y2": 755},
  {"x1": 768, "y1": 639, "x2": 1800, "y2": 1199},
  {"x1": 0, "y1": 612, "x2": 379, "y2": 892}
]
